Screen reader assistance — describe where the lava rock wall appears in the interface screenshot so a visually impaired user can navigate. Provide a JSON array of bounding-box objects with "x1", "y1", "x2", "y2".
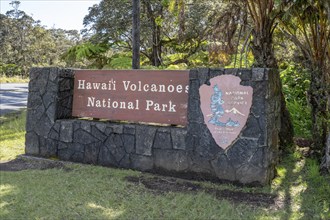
[{"x1": 25, "y1": 67, "x2": 281, "y2": 185}]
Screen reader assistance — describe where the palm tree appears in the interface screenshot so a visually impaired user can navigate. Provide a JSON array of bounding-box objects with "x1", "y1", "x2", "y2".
[
  {"x1": 244, "y1": 0, "x2": 295, "y2": 148},
  {"x1": 279, "y1": 0, "x2": 329, "y2": 170}
]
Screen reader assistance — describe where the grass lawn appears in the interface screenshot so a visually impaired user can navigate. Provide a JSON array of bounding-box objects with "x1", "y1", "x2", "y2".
[{"x1": 1, "y1": 110, "x2": 329, "y2": 219}]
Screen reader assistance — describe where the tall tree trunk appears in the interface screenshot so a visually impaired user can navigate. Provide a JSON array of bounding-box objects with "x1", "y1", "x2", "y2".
[
  {"x1": 143, "y1": 0, "x2": 162, "y2": 67},
  {"x1": 321, "y1": 132, "x2": 330, "y2": 174},
  {"x1": 132, "y1": 0, "x2": 141, "y2": 69},
  {"x1": 251, "y1": 30, "x2": 294, "y2": 149},
  {"x1": 309, "y1": 68, "x2": 329, "y2": 156},
  {"x1": 151, "y1": 23, "x2": 162, "y2": 66}
]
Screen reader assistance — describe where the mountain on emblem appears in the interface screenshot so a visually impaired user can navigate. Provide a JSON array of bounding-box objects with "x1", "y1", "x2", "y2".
[
  {"x1": 199, "y1": 75, "x2": 253, "y2": 149},
  {"x1": 225, "y1": 108, "x2": 245, "y2": 116}
]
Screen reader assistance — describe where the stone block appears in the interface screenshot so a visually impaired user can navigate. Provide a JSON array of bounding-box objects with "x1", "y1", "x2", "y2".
[
  {"x1": 197, "y1": 68, "x2": 210, "y2": 86},
  {"x1": 135, "y1": 126, "x2": 156, "y2": 156},
  {"x1": 98, "y1": 145, "x2": 117, "y2": 167},
  {"x1": 73, "y1": 129, "x2": 98, "y2": 144},
  {"x1": 59, "y1": 77, "x2": 72, "y2": 92},
  {"x1": 190, "y1": 153, "x2": 214, "y2": 175},
  {"x1": 108, "y1": 134, "x2": 126, "y2": 164},
  {"x1": 252, "y1": 68, "x2": 265, "y2": 81},
  {"x1": 171, "y1": 128, "x2": 187, "y2": 150},
  {"x1": 91, "y1": 125, "x2": 107, "y2": 141},
  {"x1": 153, "y1": 130, "x2": 172, "y2": 149},
  {"x1": 227, "y1": 138, "x2": 259, "y2": 168},
  {"x1": 189, "y1": 69, "x2": 198, "y2": 80},
  {"x1": 211, "y1": 154, "x2": 236, "y2": 181},
  {"x1": 224, "y1": 68, "x2": 239, "y2": 76},
  {"x1": 84, "y1": 143, "x2": 100, "y2": 164},
  {"x1": 154, "y1": 149, "x2": 190, "y2": 172},
  {"x1": 131, "y1": 154, "x2": 154, "y2": 171},
  {"x1": 209, "y1": 68, "x2": 224, "y2": 78},
  {"x1": 58, "y1": 144, "x2": 75, "y2": 161},
  {"x1": 25, "y1": 132, "x2": 39, "y2": 155},
  {"x1": 124, "y1": 125, "x2": 135, "y2": 135},
  {"x1": 39, "y1": 137, "x2": 57, "y2": 157},
  {"x1": 238, "y1": 69, "x2": 252, "y2": 81},
  {"x1": 60, "y1": 121, "x2": 73, "y2": 143},
  {"x1": 119, "y1": 154, "x2": 131, "y2": 169},
  {"x1": 34, "y1": 115, "x2": 53, "y2": 138},
  {"x1": 236, "y1": 164, "x2": 267, "y2": 185},
  {"x1": 123, "y1": 134, "x2": 135, "y2": 153},
  {"x1": 109, "y1": 124, "x2": 123, "y2": 134},
  {"x1": 95, "y1": 123, "x2": 107, "y2": 133}
]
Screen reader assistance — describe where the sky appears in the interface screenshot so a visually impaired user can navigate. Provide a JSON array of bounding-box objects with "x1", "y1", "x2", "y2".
[{"x1": 0, "y1": 0, "x2": 101, "y2": 30}]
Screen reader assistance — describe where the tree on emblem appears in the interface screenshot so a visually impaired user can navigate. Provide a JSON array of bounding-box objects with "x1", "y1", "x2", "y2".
[{"x1": 208, "y1": 84, "x2": 239, "y2": 127}]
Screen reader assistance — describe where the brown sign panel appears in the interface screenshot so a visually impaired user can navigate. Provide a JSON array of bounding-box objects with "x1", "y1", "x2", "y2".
[
  {"x1": 199, "y1": 75, "x2": 253, "y2": 149},
  {"x1": 72, "y1": 70, "x2": 189, "y2": 126}
]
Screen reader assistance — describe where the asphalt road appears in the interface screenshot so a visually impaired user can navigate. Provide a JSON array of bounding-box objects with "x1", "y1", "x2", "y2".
[{"x1": 0, "y1": 83, "x2": 29, "y2": 116}]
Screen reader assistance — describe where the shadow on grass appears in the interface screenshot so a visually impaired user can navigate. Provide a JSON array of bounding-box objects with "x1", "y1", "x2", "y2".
[{"x1": 270, "y1": 149, "x2": 330, "y2": 219}]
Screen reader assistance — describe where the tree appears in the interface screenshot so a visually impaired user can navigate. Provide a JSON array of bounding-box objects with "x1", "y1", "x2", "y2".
[
  {"x1": 82, "y1": 0, "x2": 219, "y2": 68},
  {"x1": 132, "y1": 0, "x2": 141, "y2": 69},
  {"x1": 243, "y1": 0, "x2": 294, "y2": 148},
  {"x1": 279, "y1": 0, "x2": 329, "y2": 164},
  {"x1": 0, "y1": 1, "x2": 82, "y2": 76}
]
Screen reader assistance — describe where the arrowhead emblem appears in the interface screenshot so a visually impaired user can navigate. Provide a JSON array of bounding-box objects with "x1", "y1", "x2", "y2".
[{"x1": 199, "y1": 75, "x2": 253, "y2": 149}]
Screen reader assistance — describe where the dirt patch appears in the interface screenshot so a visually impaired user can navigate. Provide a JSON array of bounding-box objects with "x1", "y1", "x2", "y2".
[
  {"x1": 294, "y1": 137, "x2": 312, "y2": 148},
  {"x1": 0, "y1": 156, "x2": 71, "y2": 172},
  {"x1": 125, "y1": 175, "x2": 279, "y2": 209},
  {"x1": 126, "y1": 176, "x2": 202, "y2": 193}
]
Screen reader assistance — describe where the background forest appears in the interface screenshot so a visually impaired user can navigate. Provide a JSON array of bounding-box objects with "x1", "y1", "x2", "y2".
[{"x1": 0, "y1": 0, "x2": 329, "y2": 171}]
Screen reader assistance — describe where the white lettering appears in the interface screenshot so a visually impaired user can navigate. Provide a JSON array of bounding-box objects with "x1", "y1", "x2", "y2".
[
  {"x1": 158, "y1": 84, "x2": 165, "y2": 92},
  {"x1": 78, "y1": 80, "x2": 85, "y2": 89},
  {"x1": 168, "y1": 85, "x2": 175, "y2": 93},
  {"x1": 146, "y1": 100, "x2": 153, "y2": 110},
  {"x1": 112, "y1": 101, "x2": 119, "y2": 108},
  {"x1": 130, "y1": 83, "x2": 137, "y2": 91},
  {"x1": 120, "y1": 101, "x2": 126, "y2": 109},
  {"x1": 176, "y1": 85, "x2": 182, "y2": 93},
  {"x1": 123, "y1": 81, "x2": 130, "y2": 91},
  {"x1": 143, "y1": 84, "x2": 149, "y2": 92},
  {"x1": 185, "y1": 85, "x2": 189, "y2": 93},
  {"x1": 101, "y1": 83, "x2": 107, "y2": 90},
  {"x1": 86, "y1": 82, "x2": 92, "y2": 90},
  {"x1": 87, "y1": 97, "x2": 95, "y2": 107},
  {"x1": 151, "y1": 84, "x2": 158, "y2": 92},
  {"x1": 168, "y1": 101, "x2": 176, "y2": 112},
  {"x1": 92, "y1": 83, "x2": 100, "y2": 90}
]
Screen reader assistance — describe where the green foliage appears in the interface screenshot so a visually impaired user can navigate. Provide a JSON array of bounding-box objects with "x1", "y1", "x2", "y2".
[
  {"x1": 280, "y1": 63, "x2": 310, "y2": 105},
  {"x1": 0, "y1": 64, "x2": 21, "y2": 77},
  {"x1": 107, "y1": 53, "x2": 132, "y2": 69},
  {"x1": 285, "y1": 101, "x2": 312, "y2": 138},
  {"x1": 280, "y1": 63, "x2": 312, "y2": 138},
  {"x1": 62, "y1": 42, "x2": 109, "y2": 69}
]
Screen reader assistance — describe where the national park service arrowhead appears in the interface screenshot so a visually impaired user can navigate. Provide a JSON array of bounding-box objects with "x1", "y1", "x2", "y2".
[{"x1": 199, "y1": 75, "x2": 253, "y2": 150}]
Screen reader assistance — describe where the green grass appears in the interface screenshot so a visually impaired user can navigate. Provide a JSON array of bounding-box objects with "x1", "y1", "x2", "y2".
[
  {"x1": 0, "y1": 110, "x2": 26, "y2": 161},
  {"x1": 1, "y1": 110, "x2": 329, "y2": 219}
]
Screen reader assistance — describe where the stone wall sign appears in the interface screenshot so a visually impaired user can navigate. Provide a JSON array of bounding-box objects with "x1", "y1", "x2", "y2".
[
  {"x1": 26, "y1": 67, "x2": 281, "y2": 186},
  {"x1": 199, "y1": 75, "x2": 253, "y2": 149},
  {"x1": 72, "y1": 70, "x2": 189, "y2": 125}
]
